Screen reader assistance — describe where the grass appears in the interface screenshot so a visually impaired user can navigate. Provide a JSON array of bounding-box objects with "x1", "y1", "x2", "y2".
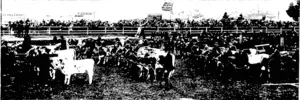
[{"x1": 1, "y1": 59, "x2": 298, "y2": 99}]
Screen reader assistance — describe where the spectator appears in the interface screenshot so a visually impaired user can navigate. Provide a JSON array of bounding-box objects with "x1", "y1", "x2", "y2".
[
  {"x1": 52, "y1": 35, "x2": 58, "y2": 44},
  {"x1": 59, "y1": 35, "x2": 67, "y2": 50},
  {"x1": 22, "y1": 34, "x2": 32, "y2": 53},
  {"x1": 25, "y1": 22, "x2": 30, "y2": 35}
]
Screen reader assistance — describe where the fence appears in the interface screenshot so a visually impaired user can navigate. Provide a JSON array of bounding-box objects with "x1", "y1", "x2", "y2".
[{"x1": 1, "y1": 26, "x2": 299, "y2": 36}]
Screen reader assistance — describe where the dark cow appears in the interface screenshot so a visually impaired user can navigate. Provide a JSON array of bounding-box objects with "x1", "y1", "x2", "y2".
[{"x1": 158, "y1": 49, "x2": 176, "y2": 89}]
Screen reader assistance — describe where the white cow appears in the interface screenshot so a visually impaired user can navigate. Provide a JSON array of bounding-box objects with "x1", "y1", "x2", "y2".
[
  {"x1": 51, "y1": 58, "x2": 95, "y2": 85},
  {"x1": 53, "y1": 49, "x2": 76, "y2": 60},
  {"x1": 50, "y1": 57, "x2": 63, "y2": 80},
  {"x1": 49, "y1": 49, "x2": 76, "y2": 80},
  {"x1": 137, "y1": 46, "x2": 167, "y2": 61},
  {"x1": 120, "y1": 37, "x2": 129, "y2": 47},
  {"x1": 247, "y1": 48, "x2": 270, "y2": 64}
]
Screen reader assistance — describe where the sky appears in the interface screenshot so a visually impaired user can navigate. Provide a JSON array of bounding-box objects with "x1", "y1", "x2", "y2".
[{"x1": 2, "y1": 0, "x2": 298, "y2": 23}]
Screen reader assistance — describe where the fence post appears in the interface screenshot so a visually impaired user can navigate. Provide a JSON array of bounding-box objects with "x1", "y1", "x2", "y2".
[
  {"x1": 87, "y1": 27, "x2": 89, "y2": 35},
  {"x1": 251, "y1": 27, "x2": 254, "y2": 33},
  {"x1": 280, "y1": 27, "x2": 282, "y2": 34},
  {"x1": 189, "y1": 27, "x2": 192, "y2": 34},
  {"x1": 239, "y1": 27, "x2": 243, "y2": 43},
  {"x1": 48, "y1": 27, "x2": 51, "y2": 35},
  {"x1": 68, "y1": 27, "x2": 70, "y2": 34},
  {"x1": 266, "y1": 27, "x2": 268, "y2": 33},
  {"x1": 122, "y1": 27, "x2": 124, "y2": 34},
  {"x1": 105, "y1": 27, "x2": 107, "y2": 34},
  {"x1": 280, "y1": 36, "x2": 284, "y2": 48},
  {"x1": 173, "y1": 27, "x2": 175, "y2": 32},
  {"x1": 205, "y1": 27, "x2": 208, "y2": 33},
  {"x1": 221, "y1": 27, "x2": 223, "y2": 33}
]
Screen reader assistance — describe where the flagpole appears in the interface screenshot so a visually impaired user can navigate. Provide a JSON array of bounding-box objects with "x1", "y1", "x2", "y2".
[
  {"x1": 93, "y1": 12, "x2": 95, "y2": 21},
  {"x1": 170, "y1": 11, "x2": 172, "y2": 20},
  {"x1": 170, "y1": 4, "x2": 173, "y2": 20}
]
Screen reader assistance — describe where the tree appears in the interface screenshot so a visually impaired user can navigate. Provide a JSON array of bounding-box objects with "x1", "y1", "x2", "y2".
[
  {"x1": 222, "y1": 12, "x2": 229, "y2": 19},
  {"x1": 221, "y1": 12, "x2": 231, "y2": 28},
  {"x1": 236, "y1": 14, "x2": 245, "y2": 26},
  {"x1": 262, "y1": 15, "x2": 266, "y2": 20},
  {"x1": 237, "y1": 14, "x2": 244, "y2": 21},
  {"x1": 286, "y1": 1, "x2": 300, "y2": 21}
]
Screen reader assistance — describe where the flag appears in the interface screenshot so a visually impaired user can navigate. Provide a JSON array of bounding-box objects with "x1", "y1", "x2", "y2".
[
  {"x1": 178, "y1": 11, "x2": 184, "y2": 15},
  {"x1": 74, "y1": 15, "x2": 83, "y2": 17},
  {"x1": 162, "y1": 2, "x2": 173, "y2": 11}
]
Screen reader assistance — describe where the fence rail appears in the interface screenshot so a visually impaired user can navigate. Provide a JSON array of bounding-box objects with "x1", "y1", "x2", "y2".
[{"x1": 1, "y1": 26, "x2": 299, "y2": 36}]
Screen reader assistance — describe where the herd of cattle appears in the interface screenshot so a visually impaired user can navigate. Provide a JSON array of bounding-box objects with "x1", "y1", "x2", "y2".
[{"x1": 1, "y1": 35, "x2": 299, "y2": 86}]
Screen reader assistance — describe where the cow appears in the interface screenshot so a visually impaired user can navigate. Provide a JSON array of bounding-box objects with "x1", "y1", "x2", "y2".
[
  {"x1": 236, "y1": 48, "x2": 271, "y2": 81},
  {"x1": 53, "y1": 49, "x2": 76, "y2": 60},
  {"x1": 51, "y1": 58, "x2": 95, "y2": 85},
  {"x1": 49, "y1": 49, "x2": 76, "y2": 80},
  {"x1": 137, "y1": 46, "x2": 167, "y2": 61},
  {"x1": 158, "y1": 50, "x2": 176, "y2": 89},
  {"x1": 120, "y1": 37, "x2": 129, "y2": 47},
  {"x1": 126, "y1": 60, "x2": 144, "y2": 81},
  {"x1": 24, "y1": 46, "x2": 53, "y2": 82}
]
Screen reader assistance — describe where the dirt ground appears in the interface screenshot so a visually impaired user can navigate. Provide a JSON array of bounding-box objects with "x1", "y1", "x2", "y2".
[{"x1": 1, "y1": 59, "x2": 298, "y2": 100}]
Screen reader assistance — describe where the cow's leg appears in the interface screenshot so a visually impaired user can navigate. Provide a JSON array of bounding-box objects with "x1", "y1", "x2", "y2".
[
  {"x1": 117, "y1": 57, "x2": 120, "y2": 67},
  {"x1": 49, "y1": 70, "x2": 53, "y2": 78},
  {"x1": 65, "y1": 74, "x2": 71, "y2": 85},
  {"x1": 155, "y1": 68, "x2": 163, "y2": 82},
  {"x1": 103, "y1": 57, "x2": 107, "y2": 66},
  {"x1": 152, "y1": 68, "x2": 157, "y2": 82},
  {"x1": 67, "y1": 75, "x2": 71, "y2": 85},
  {"x1": 50, "y1": 69, "x2": 56, "y2": 80},
  {"x1": 97, "y1": 56, "x2": 102, "y2": 65},
  {"x1": 165, "y1": 70, "x2": 175, "y2": 89},
  {"x1": 64, "y1": 75, "x2": 68, "y2": 84},
  {"x1": 138, "y1": 68, "x2": 143, "y2": 80},
  {"x1": 88, "y1": 70, "x2": 93, "y2": 84},
  {"x1": 36, "y1": 67, "x2": 40, "y2": 77},
  {"x1": 104, "y1": 56, "x2": 107, "y2": 65},
  {"x1": 146, "y1": 68, "x2": 151, "y2": 81}
]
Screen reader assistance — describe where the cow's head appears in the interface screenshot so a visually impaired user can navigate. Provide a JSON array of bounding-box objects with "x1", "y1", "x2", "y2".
[{"x1": 50, "y1": 57, "x2": 66, "y2": 70}]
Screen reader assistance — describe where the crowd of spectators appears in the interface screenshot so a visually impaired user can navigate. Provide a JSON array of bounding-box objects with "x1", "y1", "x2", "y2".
[{"x1": 5, "y1": 17, "x2": 299, "y2": 30}]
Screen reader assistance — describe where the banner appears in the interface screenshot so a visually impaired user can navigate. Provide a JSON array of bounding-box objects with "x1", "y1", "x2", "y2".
[
  {"x1": 75, "y1": 12, "x2": 93, "y2": 17},
  {"x1": 2, "y1": 14, "x2": 25, "y2": 17},
  {"x1": 77, "y1": 12, "x2": 93, "y2": 15},
  {"x1": 162, "y1": 2, "x2": 173, "y2": 11},
  {"x1": 74, "y1": 15, "x2": 84, "y2": 17},
  {"x1": 148, "y1": 14, "x2": 162, "y2": 20}
]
